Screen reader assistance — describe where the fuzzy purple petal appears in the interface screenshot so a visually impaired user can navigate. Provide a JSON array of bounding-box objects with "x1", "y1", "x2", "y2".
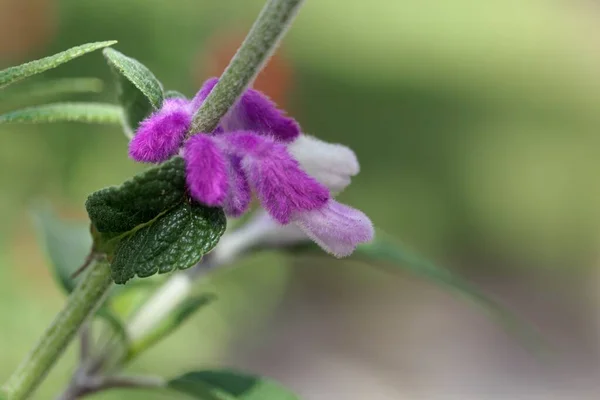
[
  {"x1": 190, "y1": 77, "x2": 219, "y2": 110},
  {"x1": 221, "y1": 88, "x2": 300, "y2": 142},
  {"x1": 221, "y1": 131, "x2": 329, "y2": 224},
  {"x1": 222, "y1": 155, "x2": 251, "y2": 217},
  {"x1": 129, "y1": 98, "x2": 192, "y2": 163},
  {"x1": 293, "y1": 200, "x2": 374, "y2": 257},
  {"x1": 192, "y1": 78, "x2": 300, "y2": 141},
  {"x1": 184, "y1": 134, "x2": 229, "y2": 206}
]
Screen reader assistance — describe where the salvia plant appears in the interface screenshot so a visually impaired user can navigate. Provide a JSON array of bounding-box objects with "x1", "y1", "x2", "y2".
[{"x1": 0, "y1": 0, "x2": 537, "y2": 399}]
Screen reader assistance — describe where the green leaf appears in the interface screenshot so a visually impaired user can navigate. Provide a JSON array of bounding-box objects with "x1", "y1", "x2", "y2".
[
  {"x1": 86, "y1": 157, "x2": 227, "y2": 284},
  {"x1": 168, "y1": 370, "x2": 299, "y2": 400},
  {"x1": 126, "y1": 294, "x2": 216, "y2": 362},
  {"x1": 111, "y1": 202, "x2": 225, "y2": 284},
  {"x1": 31, "y1": 206, "x2": 92, "y2": 293},
  {"x1": 96, "y1": 306, "x2": 129, "y2": 340},
  {"x1": 103, "y1": 48, "x2": 164, "y2": 132},
  {"x1": 354, "y1": 231, "x2": 544, "y2": 351},
  {"x1": 0, "y1": 78, "x2": 104, "y2": 106},
  {"x1": 86, "y1": 157, "x2": 187, "y2": 234},
  {"x1": 108, "y1": 280, "x2": 158, "y2": 319},
  {"x1": 0, "y1": 41, "x2": 117, "y2": 89},
  {"x1": 0, "y1": 103, "x2": 123, "y2": 124}
]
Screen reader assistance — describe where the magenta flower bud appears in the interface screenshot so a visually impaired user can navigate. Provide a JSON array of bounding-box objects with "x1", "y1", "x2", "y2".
[
  {"x1": 128, "y1": 78, "x2": 373, "y2": 258},
  {"x1": 184, "y1": 134, "x2": 228, "y2": 207},
  {"x1": 129, "y1": 98, "x2": 192, "y2": 163},
  {"x1": 222, "y1": 156, "x2": 251, "y2": 217},
  {"x1": 218, "y1": 131, "x2": 329, "y2": 223}
]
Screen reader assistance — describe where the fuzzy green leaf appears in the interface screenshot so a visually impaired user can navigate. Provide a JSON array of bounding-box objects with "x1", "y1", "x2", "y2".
[
  {"x1": 0, "y1": 78, "x2": 104, "y2": 106},
  {"x1": 110, "y1": 202, "x2": 225, "y2": 284},
  {"x1": 103, "y1": 48, "x2": 163, "y2": 132},
  {"x1": 0, "y1": 41, "x2": 117, "y2": 89},
  {"x1": 0, "y1": 103, "x2": 123, "y2": 124},
  {"x1": 168, "y1": 370, "x2": 299, "y2": 400},
  {"x1": 30, "y1": 206, "x2": 92, "y2": 293},
  {"x1": 126, "y1": 294, "x2": 216, "y2": 362},
  {"x1": 86, "y1": 157, "x2": 226, "y2": 284},
  {"x1": 86, "y1": 157, "x2": 187, "y2": 234}
]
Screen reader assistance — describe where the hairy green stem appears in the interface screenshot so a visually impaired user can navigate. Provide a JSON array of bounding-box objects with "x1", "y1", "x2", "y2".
[
  {"x1": 188, "y1": 0, "x2": 305, "y2": 135},
  {"x1": 2, "y1": 261, "x2": 113, "y2": 400}
]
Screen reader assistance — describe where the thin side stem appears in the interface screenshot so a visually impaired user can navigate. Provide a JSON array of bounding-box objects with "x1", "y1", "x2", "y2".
[
  {"x1": 188, "y1": 0, "x2": 305, "y2": 135},
  {"x1": 56, "y1": 375, "x2": 164, "y2": 400},
  {"x1": 2, "y1": 261, "x2": 113, "y2": 400}
]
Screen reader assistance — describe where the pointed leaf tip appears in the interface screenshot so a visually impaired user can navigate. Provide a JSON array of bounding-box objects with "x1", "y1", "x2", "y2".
[
  {"x1": 0, "y1": 41, "x2": 117, "y2": 89},
  {"x1": 168, "y1": 370, "x2": 299, "y2": 400},
  {"x1": 30, "y1": 205, "x2": 92, "y2": 293},
  {"x1": 102, "y1": 47, "x2": 164, "y2": 133}
]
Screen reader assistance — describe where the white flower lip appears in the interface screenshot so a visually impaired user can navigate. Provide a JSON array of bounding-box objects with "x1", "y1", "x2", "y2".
[
  {"x1": 289, "y1": 134, "x2": 359, "y2": 194},
  {"x1": 211, "y1": 134, "x2": 369, "y2": 261}
]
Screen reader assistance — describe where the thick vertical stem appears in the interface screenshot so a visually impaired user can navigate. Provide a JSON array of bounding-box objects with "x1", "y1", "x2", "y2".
[
  {"x1": 188, "y1": 0, "x2": 305, "y2": 135},
  {"x1": 2, "y1": 261, "x2": 113, "y2": 400}
]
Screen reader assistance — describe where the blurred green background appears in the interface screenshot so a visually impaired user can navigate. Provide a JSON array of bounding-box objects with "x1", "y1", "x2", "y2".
[{"x1": 1, "y1": 0, "x2": 599, "y2": 399}]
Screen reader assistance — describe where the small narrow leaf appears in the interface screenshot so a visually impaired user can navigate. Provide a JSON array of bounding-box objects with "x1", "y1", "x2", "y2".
[
  {"x1": 168, "y1": 370, "x2": 299, "y2": 400},
  {"x1": 108, "y1": 280, "x2": 158, "y2": 319},
  {"x1": 96, "y1": 308, "x2": 129, "y2": 349},
  {"x1": 126, "y1": 294, "x2": 216, "y2": 362},
  {"x1": 0, "y1": 78, "x2": 104, "y2": 106},
  {"x1": 31, "y1": 206, "x2": 92, "y2": 293},
  {"x1": 0, "y1": 41, "x2": 117, "y2": 89},
  {"x1": 111, "y1": 202, "x2": 226, "y2": 284},
  {"x1": 354, "y1": 231, "x2": 544, "y2": 351},
  {"x1": 0, "y1": 103, "x2": 123, "y2": 124},
  {"x1": 86, "y1": 157, "x2": 187, "y2": 234},
  {"x1": 103, "y1": 48, "x2": 164, "y2": 132}
]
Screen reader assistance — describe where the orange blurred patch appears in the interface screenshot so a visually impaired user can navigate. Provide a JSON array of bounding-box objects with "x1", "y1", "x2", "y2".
[
  {"x1": 194, "y1": 28, "x2": 294, "y2": 108},
  {"x1": 0, "y1": 0, "x2": 57, "y2": 62}
]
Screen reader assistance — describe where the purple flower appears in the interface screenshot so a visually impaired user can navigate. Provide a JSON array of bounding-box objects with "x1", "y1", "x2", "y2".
[
  {"x1": 129, "y1": 98, "x2": 191, "y2": 163},
  {"x1": 129, "y1": 77, "x2": 300, "y2": 164},
  {"x1": 184, "y1": 134, "x2": 229, "y2": 207},
  {"x1": 191, "y1": 78, "x2": 300, "y2": 143},
  {"x1": 294, "y1": 200, "x2": 373, "y2": 257},
  {"x1": 127, "y1": 78, "x2": 373, "y2": 256},
  {"x1": 218, "y1": 131, "x2": 330, "y2": 223}
]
